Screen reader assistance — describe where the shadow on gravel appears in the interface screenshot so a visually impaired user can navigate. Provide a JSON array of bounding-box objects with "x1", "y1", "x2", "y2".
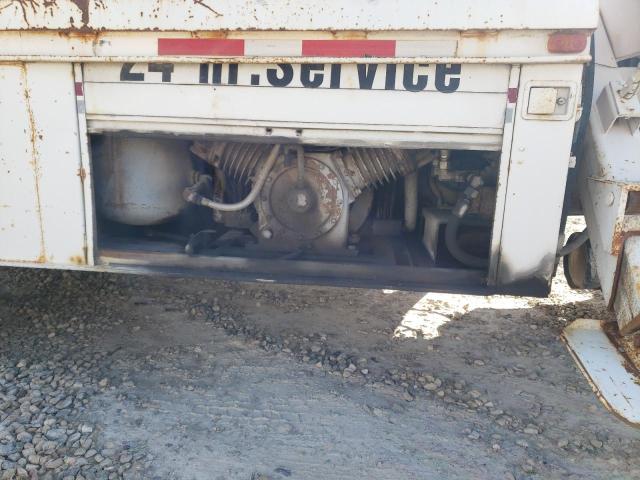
[{"x1": 1, "y1": 267, "x2": 639, "y2": 480}]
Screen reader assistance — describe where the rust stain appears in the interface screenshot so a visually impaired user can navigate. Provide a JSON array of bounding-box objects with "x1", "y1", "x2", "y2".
[
  {"x1": 602, "y1": 322, "x2": 640, "y2": 376},
  {"x1": 612, "y1": 222, "x2": 626, "y2": 255},
  {"x1": 77, "y1": 166, "x2": 87, "y2": 184},
  {"x1": 0, "y1": 0, "x2": 76, "y2": 29},
  {"x1": 460, "y1": 29, "x2": 500, "y2": 40},
  {"x1": 0, "y1": 254, "x2": 46, "y2": 264},
  {"x1": 69, "y1": 0, "x2": 89, "y2": 27},
  {"x1": 56, "y1": 30, "x2": 100, "y2": 41},
  {"x1": 3, "y1": 0, "x2": 110, "y2": 33},
  {"x1": 330, "y1": 30, "x2": 368, "y2": 40},
  {"x1": 608, "y1": 231, "x2": 640, "y2": 313},
  {"x1": 192, "y1": 30, "x2": 229, "y2": 39},
  {"x1": 611, "y1": 223, "x2": 640, "y2": 256},
  {"x1": 20, "y1": 63, "x2": 47, "y2": 264},
  {"x1": 192, "y1": 0, "x2": 222, "y2": 18},
  {"x1": 0, "y1": 0, "x2": 39, "y2": 25},
  {"x1": 69, "y1": 254, "x2": 86, "y2": 265}
]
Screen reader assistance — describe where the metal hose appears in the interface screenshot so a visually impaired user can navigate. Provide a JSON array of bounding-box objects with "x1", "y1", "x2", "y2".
[{"x1": 184, "y1": 144, "x2": 281, "y2": 212}]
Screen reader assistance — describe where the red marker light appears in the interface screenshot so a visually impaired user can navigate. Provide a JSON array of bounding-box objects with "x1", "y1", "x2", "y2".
[{"x1": 548, "y1": 32, "x2": 588, "y2": 54}]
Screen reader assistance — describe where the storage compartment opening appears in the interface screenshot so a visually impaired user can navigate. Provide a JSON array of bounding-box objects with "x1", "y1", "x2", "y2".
[{"x1": 91, "y1": 133, "x2": 500, "y2": 290}]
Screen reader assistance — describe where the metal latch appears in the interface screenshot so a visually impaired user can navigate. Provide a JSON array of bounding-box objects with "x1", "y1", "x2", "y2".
[
  {"x1": 522, "y1": 81, "x2": 575, "y2": 120},
  {"x1": 596, "y1": 67, "x2": 640, "y2": 134},
  {"x1": 528, "y1": 87, "x2": 560, "y2": 115}
]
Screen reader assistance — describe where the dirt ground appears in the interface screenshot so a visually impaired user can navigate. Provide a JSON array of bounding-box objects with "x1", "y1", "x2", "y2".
[{"x1": 1, "y1": 218, "x2": 640, "y2": 479}]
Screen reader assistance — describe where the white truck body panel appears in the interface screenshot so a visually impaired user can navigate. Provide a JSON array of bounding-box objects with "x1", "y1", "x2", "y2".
[
  {"x1": 579, "y1": 17, "x2": 640, "y2": 332},
  {"x1": 496, "y1": 63, "x2": 583, "y2": 286},
  {"x1": 82, "y1": 62, "x2": 509, "y2": 151},
  {"x1": 0, "y1": 0, "x2": 598, "y2": 31},
  {"x1": 0, "y1": 63, "x2": 88, "y2": 266},
  {"x1": 600, "y1": 0, "x2": 640, "y2": 60},
  {"x1": 0, "y1": 1, "x2": 599, "y2": 295}
]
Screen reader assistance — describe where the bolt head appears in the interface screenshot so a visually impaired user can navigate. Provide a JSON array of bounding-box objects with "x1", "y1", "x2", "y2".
[{"x1": 287, "y1": 188, "x2": 313, "y2": 213}]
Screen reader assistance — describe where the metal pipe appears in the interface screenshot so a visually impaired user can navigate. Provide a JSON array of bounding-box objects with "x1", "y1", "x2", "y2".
[
  {"x1": 295, "y1": 145, "x2": 306, "y2": 188},
  {"x1": 404, "y1": 172, "x2": 418, "y2": 232},
  {"x1": 184, "y1": 144, "x2": 280, "y2": 212}
]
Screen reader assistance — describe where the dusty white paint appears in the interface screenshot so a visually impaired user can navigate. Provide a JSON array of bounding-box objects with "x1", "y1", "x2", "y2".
[
  {"x1": 0, "y1": 30, "x2": 590, "y2": 64},
  {"x1": 0, "y1": 1, "x2": 600, "y2": 296},
  {"x1": 496, "y1": 63, "x2": 582, "y2": 287},
  {"x1": 0, "y1": 63, "x2": 87, "y2": 265},
  {"x1": 0, "y1": 0, "x2": 599, "y2": 32}
]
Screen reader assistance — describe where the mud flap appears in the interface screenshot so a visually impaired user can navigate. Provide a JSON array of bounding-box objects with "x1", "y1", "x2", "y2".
[{"x1": 562, "y1": 319, "x2": 640, "y2": 425}]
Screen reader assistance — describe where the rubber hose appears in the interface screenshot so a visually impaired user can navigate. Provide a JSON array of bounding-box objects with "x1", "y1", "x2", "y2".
[
  {"x1": 445, "y1": 215, "x2": 489, "y2": 269},
  {"x1": 556, "y1": 228, "x2": 589, "y2": 257}
]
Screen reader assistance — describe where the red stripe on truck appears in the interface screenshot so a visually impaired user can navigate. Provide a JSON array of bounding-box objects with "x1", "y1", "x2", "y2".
[
  {"x1": 158, "y1": 39, "x2": 245, "y2": 56},
  {"x1": 301, "y1": 40, "x2": 396, "y2": 57}
]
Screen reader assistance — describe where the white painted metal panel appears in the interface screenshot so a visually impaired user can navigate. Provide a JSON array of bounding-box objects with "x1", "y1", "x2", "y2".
[
  {"x1": 73, "y1": 63, "x2": 97, "y2": 265},
  {"x1": 496, "y1": 63, "x2": 582, "y2": 289},
  {"x1": 0, "y1": 63, "x2": 88, "y2": 265},
  {"x1": 0, "y1": 0, "x2": 599, "y2": 32},
  {"x1": 82, "y1": 63, "x2": 509, "y2": 141},
  {"x1": 488, "y1": 65, "x2": 520, "y2": 285},
  {"x1": 24, "y1": 63, "x2": 88, "y2": 265},
  {"x1": 580, "y1": 61, "x2": 640, "y2": 304},
  {"x1": 85, "y1": 83, "x2": 506, "y2": 129},
  {"x1": 85, "y1": 117, "x2": 503, "y2": 151},
  {"x1": 84, "y1": 63, "x2": 509, "y2": 93},
  {"x1": 0, "y1": 30, "x2": 591, "y2": 65},
  {"x1": 0, "y1": 65, "x2": 44, "y2": 263},
  {"x1": 600, "y1": 0, "x2": 640, "y2": 60},
  {"x1": 564, "y1": 319, "x2": 640, "y2": 426}
]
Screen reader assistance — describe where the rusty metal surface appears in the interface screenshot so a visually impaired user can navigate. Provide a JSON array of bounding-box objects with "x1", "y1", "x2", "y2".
[
  {"x1": 563, "y1": 318, "x2": 640, "y2": 426},
  {"x1": 0, "y1": 27, "x2": 594, "y2": 64},
  {"x1": 0, "y1": 54, "x2": 595, "y2": 65},
  {"x1": 0, "y1": 63, "x2": 46, "y2": 264},
  {"x1": 256, "y1": 154, "x2": 345, "y2": 244},
  {"x1": 20, "y1": 62, "x2": 46, "y2": 263},
  {"x1": 0, "y1": 62, "x2": 89, "y2": 266},
  {"x1": 613, "y1": 236, "x2": 640, "y2": 334},
  {"x1": 0, "y1": 0, "x2": 599, "y2": 32},
  {"x1": 338, "y1": 148, "x2": 414, "y2": 198}
]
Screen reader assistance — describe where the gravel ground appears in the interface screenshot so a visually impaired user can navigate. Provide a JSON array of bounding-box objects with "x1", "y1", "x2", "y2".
[{"x1": 1, "y1": 219, "x2": 640, "y2": 479}]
